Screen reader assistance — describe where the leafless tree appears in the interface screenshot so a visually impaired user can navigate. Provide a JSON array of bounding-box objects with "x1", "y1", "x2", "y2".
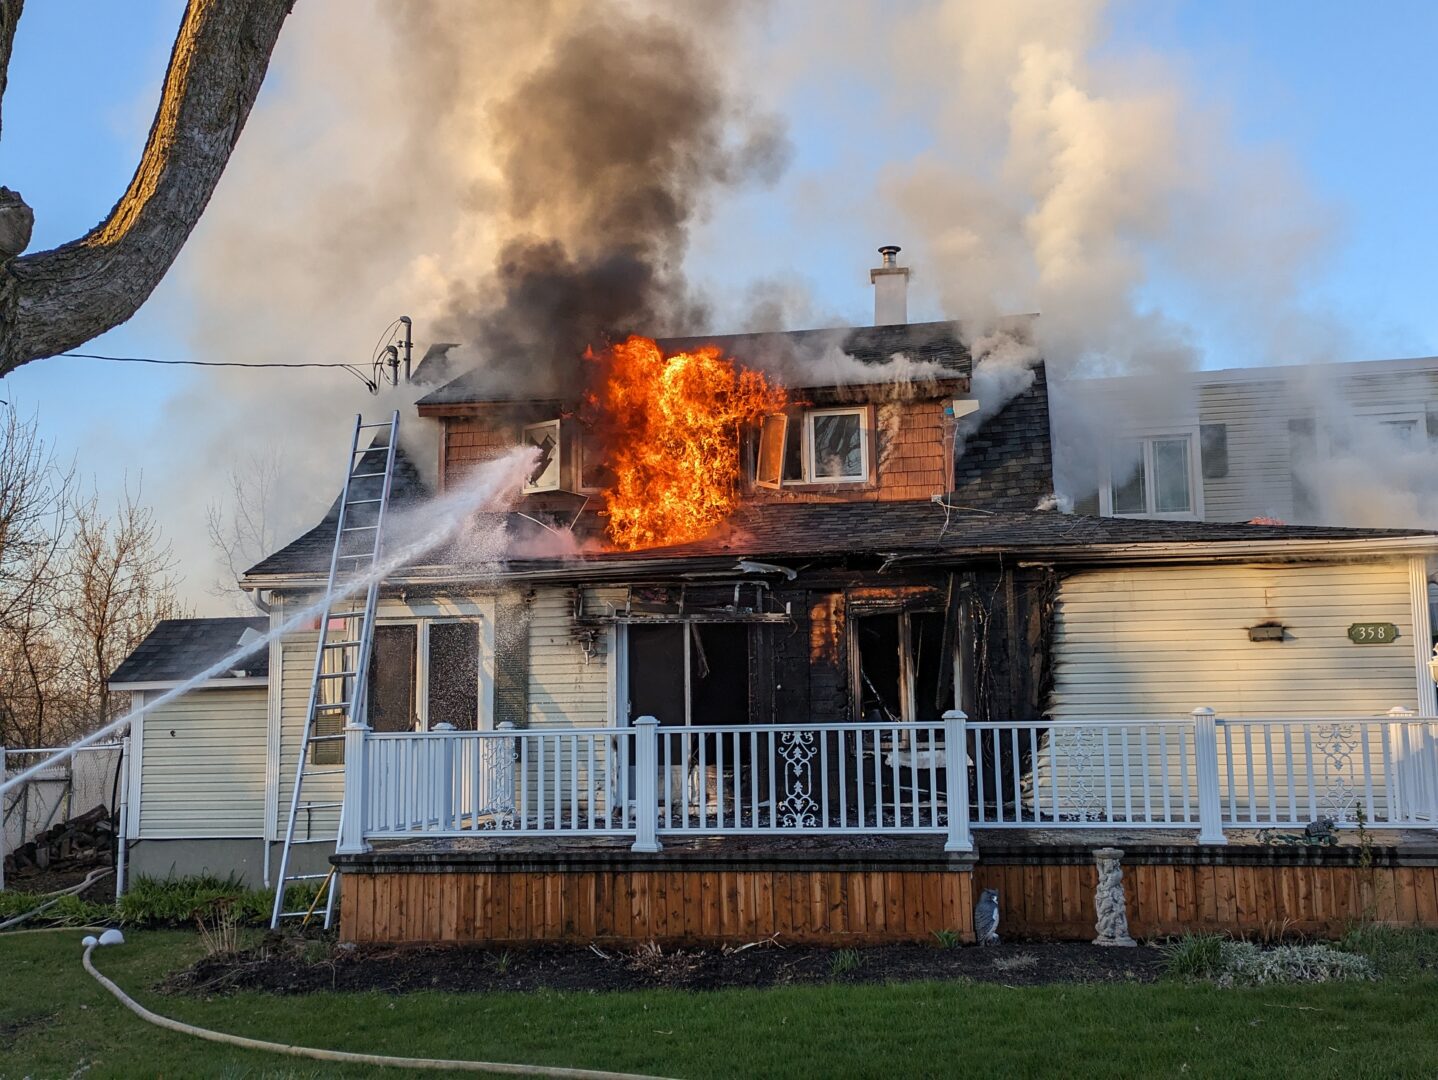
[
  {"x1": 0, "y1": 0, "x2": 292, "y2": 373},
  {"x1": 205, "y1": 449, "x2": 281, "y2": 610},
  {"x1": 63, "y1": 485, "x2": 187, "y2": 729}
]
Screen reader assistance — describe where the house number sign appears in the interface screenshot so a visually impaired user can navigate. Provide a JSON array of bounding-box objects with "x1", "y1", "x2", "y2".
[{"x1": 1348, "y1": 622, "x2": 1398, "y2": 644}]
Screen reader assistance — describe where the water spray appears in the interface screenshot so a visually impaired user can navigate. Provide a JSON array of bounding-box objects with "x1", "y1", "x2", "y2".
[{"x1": 0, "y1": 446, "x2": 537, "y2": 798}]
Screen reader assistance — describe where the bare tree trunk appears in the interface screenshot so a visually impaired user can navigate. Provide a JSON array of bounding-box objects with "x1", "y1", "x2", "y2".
[{"x1": 0, "y1": 0, "x2": 292, "y2": 372}]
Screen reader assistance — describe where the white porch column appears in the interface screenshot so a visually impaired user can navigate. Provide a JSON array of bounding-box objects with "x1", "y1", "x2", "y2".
[
  {"x1": 1192, "y1": 707, "x2": 1227, "y2": 845},
  {"x1": 942, "y1": 710, "x2": 974, "y2": 853},
  {"x1": 631, "y1": 715, "x2": 662, "y2": 853},
  {"x1": 115, "y1": 735, "x2": 131, "y2": 900},
  {"x1": 336, "y1": 719, "x2": 370, "y2": 854}
]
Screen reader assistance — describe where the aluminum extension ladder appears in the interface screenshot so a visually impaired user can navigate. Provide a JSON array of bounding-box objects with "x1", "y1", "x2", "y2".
[{"x1": 270, "y1": 411, "x2": 400, "y2": 930}]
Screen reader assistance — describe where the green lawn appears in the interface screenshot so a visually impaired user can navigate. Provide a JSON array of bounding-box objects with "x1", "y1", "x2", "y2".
[{"x1": 3, "y1": 930, "x2": 1438, "y2": 1079}]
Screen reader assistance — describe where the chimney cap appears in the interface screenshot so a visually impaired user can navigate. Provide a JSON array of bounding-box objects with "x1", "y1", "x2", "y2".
[{"x1": 877, "y1": 244, "x2": 902, "y2": 267}]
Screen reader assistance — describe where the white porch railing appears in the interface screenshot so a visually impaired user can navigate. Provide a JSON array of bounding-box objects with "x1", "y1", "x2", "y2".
[{"x1": 338, "y1": 708, "x2": 1438, "y2": 853}]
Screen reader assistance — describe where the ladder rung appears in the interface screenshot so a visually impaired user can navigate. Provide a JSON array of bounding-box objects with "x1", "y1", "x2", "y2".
[
  {"x1": 322, "y1": 640, "x2": 360, "y2": 649},
  {"x1": 354, "y1": 445, "x2": 390, "y2": 454},
  {"x1": 318, "y1": 670, "x2": 359, "y2": 679},
  {"x1": 312, "y1": 703, "x2": 351, "y2": 712},
  {"x1": 303, "y1": 768, "x2": 346, "y2": 777},
  {"x1": 337, "y1": 553, "x2": 374, "y2": 560},
  {"x1": 342, "y1": 525, "x2": 380, "y2": 533},
  {"x1": 351, "y1": 471, "x2": 387, "y2": 479},
  {"x1": 358, "y1": 421, "x2": 394, "y2": 429},
  {"x1": 307, "y1": 733, "x2": 347, "y2": 742},
  {"x1": 299, "y1": 801, "x2": 344, "y2": 810},
  {"x1": 346, "y1": 498, "x2": 383, "y2": 506},
  {"x1": 326, "y1": 610, "x2": 367, "y2": 620}
]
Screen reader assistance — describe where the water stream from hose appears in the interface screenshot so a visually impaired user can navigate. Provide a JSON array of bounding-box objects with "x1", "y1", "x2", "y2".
[{"x1": 0, "y1": 447, "x2": 537, "y2": 796}]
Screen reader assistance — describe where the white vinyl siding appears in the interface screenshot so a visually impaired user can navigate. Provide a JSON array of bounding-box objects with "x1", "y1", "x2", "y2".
[
  {"x1": 527, "y1": 586, "x2": 616, "y2": 729},
  {"x1": 137, "y1": 687, "x2": 267, "y2": 838},
  {"x1": 275, "y1": 629, "x2": 342, "y2": 838},
  {"x1": 1051, "y1": 560, "x2": 1418, "y2": 719}
]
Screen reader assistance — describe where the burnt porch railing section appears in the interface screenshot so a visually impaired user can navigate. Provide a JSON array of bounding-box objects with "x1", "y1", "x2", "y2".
[{"x1": 338, "y1": 708, "x2": 1438, "y2": 853}]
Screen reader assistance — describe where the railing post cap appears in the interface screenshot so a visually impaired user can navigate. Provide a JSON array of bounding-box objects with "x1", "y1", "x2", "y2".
[
  {"x1": 1387, "y1": 706, "x2": 1417, "y2": 717},
  {"x1": 1191, "y1": 706, "x2": 1216, "y2": 718},
  {"x1": 496, "y1": 721, "x2": 516, "y2": 730},
  {"x1": 343, "y1": 719, "x2": 371, "y2": 731},
  {"x1": 635, "y1": 715, "x2": 659, "y2": 727},
  {"x1": 432, "y1": 722, "x2": 456, "y2": 731},
  {"x1": 942, "y1": 709, "x2": 968, "y2": 721}
]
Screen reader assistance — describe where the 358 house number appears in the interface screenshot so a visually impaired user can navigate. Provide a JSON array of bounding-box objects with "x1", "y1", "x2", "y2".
[{"x1": 1348, "y1": 622, "x2": 1398, "y2": 644}]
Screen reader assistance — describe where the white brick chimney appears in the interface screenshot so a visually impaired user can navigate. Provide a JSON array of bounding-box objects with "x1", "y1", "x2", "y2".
[{"x1": 870, "y1": 244, "x2": 910, "y2": 325}]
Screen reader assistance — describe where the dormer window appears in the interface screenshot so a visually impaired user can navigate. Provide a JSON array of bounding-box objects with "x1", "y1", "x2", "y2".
[
  {"x1": 756, "y1": 407, "x2": 870, "y2": 488},
  {"x1": 522, "y1": 420, "x2": 561, "y2": 493}
]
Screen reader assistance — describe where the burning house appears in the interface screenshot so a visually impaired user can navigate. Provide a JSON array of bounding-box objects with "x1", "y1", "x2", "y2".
[{"x1": 111, "y1": 249, "x2": 1438, "y2": 944}]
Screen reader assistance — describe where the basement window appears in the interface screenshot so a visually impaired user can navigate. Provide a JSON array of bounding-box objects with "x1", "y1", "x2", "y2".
[
  {"x1": 522, "y1": 420, "x2": 561, "y2": 493},
  {"x1": 754, "y1": 408, "x2": 869, "y2": 487}
]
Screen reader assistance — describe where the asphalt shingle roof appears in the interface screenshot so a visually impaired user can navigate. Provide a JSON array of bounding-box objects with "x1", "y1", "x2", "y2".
[
  {"x1": 243, "y1": 497, "x2": 1431, "y2": 584},
  {"x1": 109, "y1": 617, "x2": 268, "y2": 686}
]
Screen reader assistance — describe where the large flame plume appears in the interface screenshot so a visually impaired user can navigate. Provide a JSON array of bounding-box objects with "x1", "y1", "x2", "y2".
[{"x1": 589, "y1": 336, "x2": 786, "y2": 550}]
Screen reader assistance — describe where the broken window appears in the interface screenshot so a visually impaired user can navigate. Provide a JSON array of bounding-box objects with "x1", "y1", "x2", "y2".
[
  {"x1": 522, "y1": 420, "x2": 561, "y2": 493},
  {"x1": 853, "y1": 610, "x2": 954, "y2": 725},
  {"x1": 755, "y1": 414, "x2": 787, "y2": 489},
  {"x1": 579, "y1": 427, "x2": 613, "y2": 491},
  {"x1": 428, "y1": 621, "x2": 480, "y2": 730},
  {"x1": 753, "y1": 408, "x2": 868, "y2": 487}
]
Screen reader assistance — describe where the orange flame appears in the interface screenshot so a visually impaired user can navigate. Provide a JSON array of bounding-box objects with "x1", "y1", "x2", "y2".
[{"x1": 589, "y1": 335, "x2": 785, "y2": 550}]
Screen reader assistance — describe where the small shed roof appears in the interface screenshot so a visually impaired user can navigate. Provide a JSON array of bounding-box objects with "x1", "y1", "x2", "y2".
[{"x1": 109, "y1": 617, "x2": 269, "y2": 689}]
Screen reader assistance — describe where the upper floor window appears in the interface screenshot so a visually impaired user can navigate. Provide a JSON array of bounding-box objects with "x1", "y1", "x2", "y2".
[
  {"x1": 756, "y1": 407, "x2": 870, "y2": 488},
  {"x1": 522, "y1": 420, "x2": 561, "y2": 493},
  {"x1": 1104, "y1": 432, "x2": 1199, "y2": 518}
]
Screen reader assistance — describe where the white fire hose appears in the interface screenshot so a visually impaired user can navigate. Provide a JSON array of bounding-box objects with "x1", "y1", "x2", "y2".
[{"x1": 81, "y1": 938, "x2": 676, "y2": 1079}]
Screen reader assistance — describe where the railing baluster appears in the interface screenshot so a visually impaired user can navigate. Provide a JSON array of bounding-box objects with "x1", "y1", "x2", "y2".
[
  {"x1": 931, "y1": 726, "x2": 943, "y2": 828},
  {"x1": 749, "y1": 730, "x2": 759, "y2": 828},
  {"x1": 1304, "y1": 727, "x2": 1317, "y2": 823},
  {"x1": 909, "y1": 729, "x2": 919, "y2": 829},
  {"x1": 1139, "y1": 727, "x2": 1152, "y2": 824},
  {"x1": 1120, "y1": 727, "x2": 1133, "y2": 824},
  {"x1": 1008, "y1": 727, "x2": 1021, "y2": 826},
  {"x1": 975, "y1": 730, "x2": 987, "y2": 825},
  {"x1": 1264, "y1": 724, "x2": 1277, "y2": 825},
  {"x1": 1223, "y1": 721, "x2": 1236, "y2": 824},
  {"x1": 1243, "y1": 724, "x2": 1257, "y2": 825},
  {"x1": 1361, "y1": 724, "x2": 1375, "y2": 825},
  {"x1": 1158, "y1": 727, "x2": 1172, "y2": 823},
  {"x1": 1284, "y1": 724, "x2": 1297, "y2": 824}
]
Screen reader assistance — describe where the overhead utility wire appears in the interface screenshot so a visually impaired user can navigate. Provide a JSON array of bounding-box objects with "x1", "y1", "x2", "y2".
[{"x1": 59, "y1": 351, "x2": 379, "y2": 390}]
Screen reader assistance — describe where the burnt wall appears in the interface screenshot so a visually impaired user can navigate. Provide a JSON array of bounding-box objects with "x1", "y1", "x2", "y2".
[{"x1": 962, "y1": 563, "x2": 1057, "y2": 723}]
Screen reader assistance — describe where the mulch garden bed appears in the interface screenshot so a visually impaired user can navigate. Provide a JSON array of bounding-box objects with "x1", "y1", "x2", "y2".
[{"x1": 163, "y1": 938, "x2": 1165, "y2": 996}]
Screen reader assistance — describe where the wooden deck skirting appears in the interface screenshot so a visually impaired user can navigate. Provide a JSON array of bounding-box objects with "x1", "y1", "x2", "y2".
[
  {"x1": 335, "y1": 840, "x2": 977, "y2": 946},
  {"x1": 333, "y1": 840, "x2": 1438, "y2": 945}
]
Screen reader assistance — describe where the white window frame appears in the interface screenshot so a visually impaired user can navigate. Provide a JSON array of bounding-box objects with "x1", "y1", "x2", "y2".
[
  {"x1": 1100, "y1": 427, "x2": 1204, "y2": 520},
  {"x1": 521, "y1": 419, "x2": 562, "y2": 493},
  {"x1": 754, "y1": 407, "x2": 872, "y2": 488},
  {"x1": 375, "y1": 616, "x2": 487, "y2": 732},
  {"x1": 805, "y1": 407, "x2": 869, "y2": 484}
]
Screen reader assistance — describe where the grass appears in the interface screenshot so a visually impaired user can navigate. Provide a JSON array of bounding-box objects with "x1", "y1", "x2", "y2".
[
  {"x1": 2, "y1": 873, "x2": 321, "y2": 931},
  {"x1": 5, "y1": 930, "x2": 1438, "y2": 1078}
]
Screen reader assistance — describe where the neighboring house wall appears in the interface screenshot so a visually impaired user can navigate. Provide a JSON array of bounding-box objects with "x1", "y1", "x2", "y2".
[{"x1": 1075, "y1": 360, "x2": 1438, "y2": 525}]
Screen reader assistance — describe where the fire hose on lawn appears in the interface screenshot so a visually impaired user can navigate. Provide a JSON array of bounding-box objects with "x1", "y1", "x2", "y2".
[{"x1": 80, "y1": 937, "x2": 676, "y2": 1079}]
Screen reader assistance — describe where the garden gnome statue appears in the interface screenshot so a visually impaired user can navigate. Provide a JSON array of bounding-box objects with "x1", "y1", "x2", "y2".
[{"x1": 1092, "y1": 847, "x2": 1136, "y2": 947}]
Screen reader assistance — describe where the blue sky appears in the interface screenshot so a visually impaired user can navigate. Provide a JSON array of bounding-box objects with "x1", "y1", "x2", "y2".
[{"x1": 1, "y1": 1, "x2": 1435, "y2": 601}]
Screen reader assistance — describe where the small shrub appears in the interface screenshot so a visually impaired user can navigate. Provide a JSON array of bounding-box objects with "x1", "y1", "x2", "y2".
[
  {"x1": 1163, "y1": 934, "x2": 1226, "y2": 979},
  {"x1": 1339, "y1": 924, "x2": 1438, "y2": 978},
  {"x1": 829, "y1": 948, "x2": 862, "y2": 977},
  {"x1": 932, "y1": 929, "x2": 962, "y2": 949},
  {"x1": 488, "y1": 949, "x2": 513, "y2": 975},
  {"x1": 1215, "y1": 941, "x2": 1375, "y2": 986},
  {"x1": 117, "y1": 875, "x2": 318, "y2": 928},
  {"x1": 0, "y1": 890, "x2": 111, "y2": 927},
  {"x1": 195, "y1": 900, "x2": 241, "y2": 957}
]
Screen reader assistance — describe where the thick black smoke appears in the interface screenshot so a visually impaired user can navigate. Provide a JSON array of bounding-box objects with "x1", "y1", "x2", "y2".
[{"x1": 435, "y1": 3, "x2": 790, "y2": 389}]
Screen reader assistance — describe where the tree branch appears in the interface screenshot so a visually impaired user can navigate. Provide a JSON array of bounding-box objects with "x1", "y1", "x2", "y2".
[{"x1": 0, "y1": 0, "x2": 292, "y2": 372}]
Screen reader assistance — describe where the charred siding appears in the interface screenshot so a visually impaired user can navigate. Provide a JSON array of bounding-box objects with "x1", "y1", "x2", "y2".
[{"x1": 952, "y1": 364, "x2": 1053, "y2": 512}]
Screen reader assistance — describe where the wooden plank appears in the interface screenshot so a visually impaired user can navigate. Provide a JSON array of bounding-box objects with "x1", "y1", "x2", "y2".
[
  {"x1": 667, "y1": 871, "x2": 688, "y2": 940},
  {"x1": 1041, "y1": 864, "x2": 1064, "y2": 936},
  {"x1": 920, "y1": 872, "x2": 942, "y2": 937},
  {"x1": 700, "y1": 871, "x2": 721, "y2": 940},
  {"x1": 791, "y1": 871, "x2": 812, "y2": 940},
  {"x1": 1195, "y1": 863, "x2": 1217, "y2": 930},
  {"x1": 1059, "y1": 865, "x2": 1083, "y2": 937},
  {"x1": 867, "y1": 870, "x2": 886, "y2": 934},
  {"x1": 904, "y1": 871, "x2": 925, "y2": 938},
  {"x1": 774, "y1": 871, "x2": 795, "y2": 941},
  {"x1": 1215, "y1": 865, "x2": 1237, "y2": 928},
  {"x1": 1234, "y1": 865, "x2": 1258, "y2": 933},
  {"x1": 883, "y1": 870, "x2": 904, "y2": 936},
  {"x1": 683, "y1": 870, "x2": 703, "y2": 941},
  {"x1": 811, "y1": 872, "x2": 831, "y2": 937},
  {"x1": 1414, "y1": 868, "x2": 1438, "y2": 928},
  {"x1": 847, "y1": 872, "x2": 868, "y2": 938},
  {"x1": 1294, "y1": 865, "x2": 1315, "y2": 926},
  {"x1": 753, "y1": 871, "x2": 775, "y2": 939}
]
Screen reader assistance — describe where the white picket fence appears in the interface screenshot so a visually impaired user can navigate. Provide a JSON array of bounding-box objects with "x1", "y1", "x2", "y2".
[{"x1": 339, "y1": 708, "x2": 1438, "y2": 854}]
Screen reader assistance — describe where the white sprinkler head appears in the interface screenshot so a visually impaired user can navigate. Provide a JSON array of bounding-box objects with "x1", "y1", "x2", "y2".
[
  {"x1": 98, "y1": 928, "x2": 125, "y2": 947},
  {"x1": 82, "y1": 935, "x2": 98, "y2": 948}
]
